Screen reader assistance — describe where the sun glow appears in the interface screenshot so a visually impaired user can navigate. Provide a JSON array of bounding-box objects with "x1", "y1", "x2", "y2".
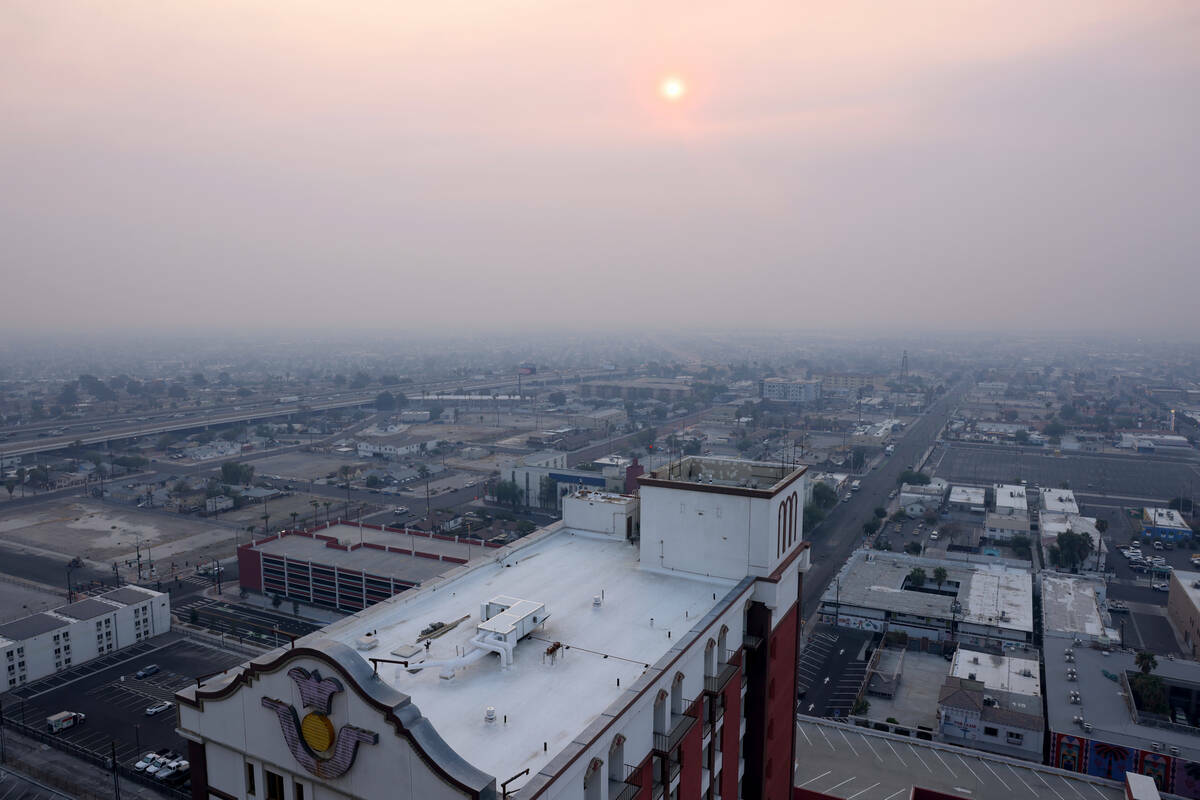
[{"x1": 659, "y1": 76, "x2": 686, "y2": 101}]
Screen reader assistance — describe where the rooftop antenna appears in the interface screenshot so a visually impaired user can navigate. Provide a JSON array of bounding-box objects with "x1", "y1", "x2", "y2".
[{"x1": 901, "y1": 349, "x2": 909, "y2": 382}]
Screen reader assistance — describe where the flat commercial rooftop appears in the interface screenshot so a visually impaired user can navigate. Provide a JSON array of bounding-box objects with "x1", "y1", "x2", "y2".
[
  {"x1": 1045, "y1": 646, "x2": 1200, "y2": 763},
  {"x1": 57, "y1": 598, "x2": 121, "y2": 621},
  {"x1": 0, "y1": 612, "x2": 67, "y2": 641},
  {"x1": 950, "y1": 648, "x2": 1041, "y2": 696},
  {"x1": 822, "y1": 551, "x2": 1034, "y2": 633},
  {"x1": 100, "y1": 586, "x2": 158, "y2": 606},
  {"x1": 994, "y1": 484, "x2": 1028, "y2": 513},
  {"x1": 1041, "y1": 574, "x2": 1114, "y2": 640},
  {"x1": 795, "y1": 716, "x2": 1127, "y2": 800},
  {"x1": 314, "y1": 526, "x2": 733, "y2": 792},
  {"x1": 248, "y1": 524, "x2": 480, "y2": 584},
  {"x1": 1173, "y1": 569, "x2": 1200, "y2": 611},
  {"x1": 1040, "y1": 488, "x2": 1079, "y2": 514}
]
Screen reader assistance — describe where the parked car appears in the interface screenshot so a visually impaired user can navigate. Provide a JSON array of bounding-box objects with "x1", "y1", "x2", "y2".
[
  {"x1": 929, "y1": 531, "x2": 939, "y2": 541},
  {"x1": 133, "y1": 752, "x2": 158, "y2": 771},
  {"x1": 1153, "y1": 582, "x2": 1170, "y2": 592},
  {"x1": 135, "y1": 664, "x2": 160, "y2": 679},
  {"x1": 157, "y1": 758, "x2": 190, "y2": 782},
  {"x1": 145, "y1": 756, "x2": 172, "y2": 777},
  {"x1": 145, "y1": 701, "x2": 173, "y2": 716}
]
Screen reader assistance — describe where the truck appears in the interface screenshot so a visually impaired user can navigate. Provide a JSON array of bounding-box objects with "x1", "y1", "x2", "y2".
[
  {"x1": 275, "y1": 396, "x2": 300, "y2": 404},
  {"x1": 850, "y1": 480, "x2": 861, "y2": 492},
  {"x1": 47, "y1": 711, "x2": 85, "y2": 733},
  {"x1": 884, "y1": 445, "x2": 895, "y2": 456}
]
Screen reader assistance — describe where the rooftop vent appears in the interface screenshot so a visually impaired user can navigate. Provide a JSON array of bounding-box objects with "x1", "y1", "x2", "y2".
[
  {"x1": 1083, "y1": 723, "x2": 1093, "y2": 733},
  {"x1": 485, "y1": 706, "x2": 496, "y2": 724},
  {"x1": 1170, "y1": 746, "x2": 1181, "y2": 756}
]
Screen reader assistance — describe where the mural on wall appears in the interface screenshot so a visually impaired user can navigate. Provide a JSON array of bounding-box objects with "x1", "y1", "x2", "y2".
[
  {"x1": 1054, "y1": 734, "x2": 1085, "y2": 773},
  {"x1": 1139, "y1": 751, "x2": 1171, "y2": 792},
  {"x1": 1088, "y1": 742, "x2": 1133, "y2": 780},
  {"x1": 261, "y1": 667, "x2": 379, "y2": 779},
  {"x1": 1172, "y1": 759, "x2": 1200, "y2": 799}
]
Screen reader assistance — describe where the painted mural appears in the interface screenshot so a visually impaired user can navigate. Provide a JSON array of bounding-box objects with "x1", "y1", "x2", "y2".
[
  {"x1": 1088, "y1": 741, "x2": 1133, "y2": 780},
  {"x1": 1054, "y1": 733, "x2": 1085, "y2": 773},
  {"x1": 1138, "y1": 751, "x2": 1170, "y2": 792},
  {"x1": 1173, "y1": 758, "x2": 1200, "y2": 799}
]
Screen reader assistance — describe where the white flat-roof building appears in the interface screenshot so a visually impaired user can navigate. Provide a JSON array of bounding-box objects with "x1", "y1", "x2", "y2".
[
  {"x1": 949, "y1": 486, "x2": 987, "y2": 514},
  {"x1": 177, "y1": 457, "x2": 809, "y2": 800},
  {"x1": 818, "y1": 551, "x2": 1034, "y2": 647},
  {"x1": 1142, "y1": 507, "x2": 1193, "y2": 542},
  {"x1": 938, "y1": 648, "x2": 1044, "y2": 761},
  {"x1": 1040, "y1": 574, "x2": 1116, "y2": 645},
  {"x1": 984, "y1": 511, "x2": 1031, "y2": 543},
  {"x1": 1039, "y1": 513, "x2": 1107, "y2": 573},
  {"x1": 0, "y1": 586, "x2": 169, "y2": 689},
  {"x1": 1040, "y1": 488, "x2": 1079, "y2": 515},
  {"x1": 993, "y1": 484, "x2": 1027, "y2": 515}
]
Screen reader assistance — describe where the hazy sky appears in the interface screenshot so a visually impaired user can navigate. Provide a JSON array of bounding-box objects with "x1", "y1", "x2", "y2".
[{"x1": 3, "y1": 1, "x2": 1198, "y2": 334}]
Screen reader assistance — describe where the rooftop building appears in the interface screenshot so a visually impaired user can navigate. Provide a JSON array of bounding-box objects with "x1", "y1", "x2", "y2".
[
  {"x1": 1040, "y1": 513, "x2": 1107, "y2": 573},
  {"x1": 1142, "y1": 507, "x2": 1193, "y2": 542},
  {"x1": 1040, "y1": 488, "x2": 1080, "y2": 515},
  {"x1": 949, "y1": 486, "x2": 987, "y2": 514},
  {"x1": 178, "y1": 458, "x2": 809, "y2": 800},
  {"x1": 1040, "y1": 574, "x2": 1116, "y2": 645},
  {"x1": 758, "y1": 377, "x2": 822, "y2": 404},
  {"x1": 0, "y1": 585, "x2": 168, "y2": 689},
  {"x1": 1046, "y1": 645, "x2": 1200, "y2": 793},
  {"x1": 818, "y1": 550, "x2": 1034, "y2": 647},
  {"x1": 238, "y1": 523, "x2": 491, "y2": 614},
  {"x1": 1168, "y1": 569, "x2": 1200, "y2": 659},
  {"x1": 993, "y1": 484, "x2": 1028, "y2": 515}
]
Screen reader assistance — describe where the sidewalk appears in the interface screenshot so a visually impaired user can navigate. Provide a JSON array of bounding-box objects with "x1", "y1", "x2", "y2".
[{"x1": 0, "y1": 726, "x2": 169, "y2": 800}]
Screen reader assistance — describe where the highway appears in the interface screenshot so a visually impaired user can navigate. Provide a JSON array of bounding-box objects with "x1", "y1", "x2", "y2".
[
  {"x1": 798, "y1": 380, "x2": 967, "y2": 622},
  {"x1": 0, "y1": 368, "x2": 621, "y2": 458}
]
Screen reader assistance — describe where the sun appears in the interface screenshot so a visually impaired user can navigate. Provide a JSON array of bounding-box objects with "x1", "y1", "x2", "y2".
[{"x1": 659, "y1": 76, "x2": 686, "y2": 101}]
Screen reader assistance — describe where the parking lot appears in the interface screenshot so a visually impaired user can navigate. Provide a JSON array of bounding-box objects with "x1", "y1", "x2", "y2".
[
  {"x1": 1, "y1": 636, "x2": 244, "y2": 774},
  {"x1": 0, "y1": 769, "x2": 71, "y2": 800},
  {"x1": 930, "y1": 443, "x2": 1200, "y2": 500},
  {"x1": 795, "y1": 716, "x2": 1128, "y2": 800}
]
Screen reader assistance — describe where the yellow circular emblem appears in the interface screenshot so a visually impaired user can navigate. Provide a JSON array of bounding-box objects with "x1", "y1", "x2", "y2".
[{"x1": 300, "y1": 711, "x2": 334, "y2": 754}]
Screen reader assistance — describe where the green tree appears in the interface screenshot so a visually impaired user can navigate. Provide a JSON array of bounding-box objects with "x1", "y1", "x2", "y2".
[
  {"x1": 863, "y1": 518, "x2": 881, "y2": 536},
  {"x1": 1010, "y1": 534, "x2": 1032, "y2": 559},
  {"x1": 494, "y1": 479, "x2": 522, "y2": 510},
  {"x1": 191, "y1": 372, "x2": 207, "y2": 386},
  {"x1": 812, "y1": 482, "x2": 838, "y2": 510},
  {"x1": 547, "y1": 391, "x2": 566, "y2": 406},
  {"x1": 897, "y1": 470, "x2": 930, "y2": 486},
  {"x1": 907, "y1": 567, "x2": 927, "y2": 588},
  {"x1": 290, "y1": 511, "x2": 299, "y2": 530},
  {"x1": 1051, "y1": 529, "x2": 1094, "y2": 570},
  {"x1": 220, "y1": 461, "x2": 255, "y2": 485},
  {"x1": 1014, "y1": 429, "x2": 1030, "y2": 444},
  {"x1": 365, "y1": 474, "x2": 383, "y2": 488},
  {"x1": 873, "y1": 507, "x2": 887, "y2": 519},
  {"x1": 1044, "y1": 422, "x2": 1066, "y2": 438},
  {"x1": 375, "y1": 391, "x2": 397, "y2": 411},
  {"x1": 1136, "y1": 651, "x2": 1158, "y2": 676},
  {"x1": 903, "y1": 541, "x2": 922, "y2": 555},
  {"x1": 168, "y1": 383, "x2": 188, "y2": 399},
  {"x1": 260, "y1": 512, "x2": 271, "y2": 535},
  {"x1": 3, "y1": 478, "x2": 16, "y2": 499},
  {"x1": 932, "y1": 566, "x2": 948, "y2": 590}
]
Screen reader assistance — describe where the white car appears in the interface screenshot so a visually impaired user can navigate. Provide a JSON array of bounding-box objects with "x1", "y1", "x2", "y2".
[
  {"x1": 1153, "y1": 582, "x2": 1170, "y2": 592},
  {"x1": 145, "y1": 701, "x2": 173, "y2": 716},
  {"x1": 133, "y1": 752, "x2": 158, "y2": 772},
  {"x1": 145, "y1": 756, "x2": 171, "y2": 776},
  {"x1": 929, "y1": 531, "x2": 939, "y2": 541}
]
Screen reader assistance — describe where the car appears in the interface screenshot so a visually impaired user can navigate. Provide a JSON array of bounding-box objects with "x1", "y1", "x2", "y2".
[
  {"x1": 135, "y1": 664, "x2": 160, "y2": 679},
  {"x1": 145, "y1": 756, "x2": 171, "y2": 776},
  {"x1": 157, "y1": 759, "x2": 190, "y2": 782},
  {"x1": 841, "y1": 496, "x2": 850, "y2": 503},
  {"x1": 1153, "y1": 582, "x2": 1170, "y2": 592},
  {"x1": 145, "y1": 701, "x2": 173, "y2": 716},
  {"x1": 133, "y1": 752, "x2": 158, "y2": 771},
  {"x1": 1154, "y1": 541, "x2": 1165, "y2": 551},
  {"x1": 392, "y1": 506, "x2": 409, "y2": 515},
  {"x1": 929, "y1": 531, "x2": 939, "y2": 541}
]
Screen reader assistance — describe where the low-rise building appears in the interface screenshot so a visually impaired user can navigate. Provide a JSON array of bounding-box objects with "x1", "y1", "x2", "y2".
[
  {"x1": 818, "y1": 550, "x2": 1034, "y2": 649},
  {"x1": 1040, "y1": 573, "x2": 1117, "y2": 646},
  {"x1": 0, "y1": 586, "x2": 169, "y2": 688},
  {"x1": 1046, "y1": 646, "x2": 1200, "y2": 795},
  {"x1": 1168, "y1": 569, "x2": 1200, "y2": 658},
  {"x1": 948, "y1": 486, "x2": 987, "y2": 515},
  {"x1": 560, "y1": 490, "x2": 639, "y2": 539},
  {"x1": 1041, "y1": 488, "x2": 1080, "y2": 515},
  {"x1": 984, "y1": 511, "x2": 1031, "y2": 543},
  {"x1": 900, "y1": 482, "x2": 947, "y2": 516},
  {"x1": 993, "y1": 484, "x2": 1028, "y2": 516},
  {"x1": 1040, "y1": 513, "x2": 1107, "y2": 573},
  {"x1": 759, "y1": 377, "x2": 822, "y2": 405},
  {"x1": 1142, "y1": 507, "x2": 1193, "y2": 543},
  {"x1": 357, "y1": 435, "x2": 444, "y2": 460},
  {"x1": 937, "y1": 648, "x2": 1044, "y2": 761}
]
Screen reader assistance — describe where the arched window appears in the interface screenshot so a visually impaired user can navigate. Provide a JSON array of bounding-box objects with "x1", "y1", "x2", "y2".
[
  {"x1": 704, "y1": 639, "x2": 716, "y2": 678},
  {"x1": 777, "y1": 501, "x2": 785, "y2": 557},
  {"x1": 608, "y1": 735, "x2": 625, "y2": 782},
  {"x1": 583, "y1": 757, "x2": 603, "y2": 800},
  {"x1": 718, "y1": 625, "x2": 729, "y2": 664},
  {"x1": 654, "y1": 690, "x2": 668, "y2": 734},
  {"x1": 671, "y1": 673, "x2": 684, "y2": 716}
]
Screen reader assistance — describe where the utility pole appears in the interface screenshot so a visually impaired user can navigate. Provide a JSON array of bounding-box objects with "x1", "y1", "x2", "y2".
[{"x1": 110, "y1": 740, "x2": 121, "y2": 800}]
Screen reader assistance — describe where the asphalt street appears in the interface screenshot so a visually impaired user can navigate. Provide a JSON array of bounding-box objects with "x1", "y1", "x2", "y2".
[{"x1": 800, "y1": 381, "x2": 968, "y2": 620}]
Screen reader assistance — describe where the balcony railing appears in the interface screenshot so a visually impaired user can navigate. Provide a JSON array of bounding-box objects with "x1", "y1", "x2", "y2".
[
  {"x1": 653, "y1": 713, "x2": 697, "y2": 754},
  {"x1": 611, "y1": 763, "x2": 641, "y2": 800},
  {"x1": 705, "y1": 661, "x2": 739, "y2": 694}
]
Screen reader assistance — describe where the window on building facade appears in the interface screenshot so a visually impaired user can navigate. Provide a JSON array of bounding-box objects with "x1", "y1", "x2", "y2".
[
  {"x1": 265, "y1": 770, "x2": 284, "y2": 800},
  {"x1": 245, "y1": 763, "x2": 256, "y2": 796},
  {"x1": 984, "y1": 726, "x2": 998, "y2": 737}
]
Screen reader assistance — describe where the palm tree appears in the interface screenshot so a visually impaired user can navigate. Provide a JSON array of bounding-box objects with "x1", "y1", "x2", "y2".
[
  {"x1": 290, "y1": 511, "x2": 299, "y2": 531},
  {"x1": 907, "y1": 567, "x2": 927, "y2": 588},
  {"x1": 16, "y1": 467, "x2": 25, "y2": 498},
  {"x1": 933, "y1": 566, "x2": 948, "y2": 590},
  {"x1": 322, "y1": 501, "x2": 332, "y2": 524},
  {"x1": 310, "y1": 500, "x2": 321, "y2": 526},
  {"x1": 418, "y1": 465, "x2": 431, "y2": 518},
  {"x1": 260, "y1": 512, "x2": 270, "y2": 536},
  {"x1": 1136, "y1": 651, "x2": 1158, "y2": 676}
]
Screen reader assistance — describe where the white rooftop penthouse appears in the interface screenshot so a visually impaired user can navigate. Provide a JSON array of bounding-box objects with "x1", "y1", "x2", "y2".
[
  {"x1": 1040, "y1": 488, "x2": 1079, "y2": 514},
  {"x1": 993, "y1": 484, "x2": 1027, "y2": 514}
]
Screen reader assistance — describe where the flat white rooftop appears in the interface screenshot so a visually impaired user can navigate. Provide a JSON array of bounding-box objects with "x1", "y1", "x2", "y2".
[
  {"x1": 1040, "y1": 488, "x2": 1079, "y2": 514},
  {"x1": 950, "y1": 486, "x2": 986, "y2": 506},
  {"x1": 1146, "y1": 506, "x2": 1190, "y2": 530},
  {"x1": 1041, "y1": 574, "x2": 1112, "y2": 640},
  {"x1": 1173, "y1": 569, "x2": 1200, "y2": 611},
  {"x1": 317, "y1": 526, "x2": 732, "y2": 791},
  {"x1": 950, "y1": 648, "x2": 1041, "y2": 697},
  {"x1": 993, "y1": 484, "x2": 1027, "y2": 512}
]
